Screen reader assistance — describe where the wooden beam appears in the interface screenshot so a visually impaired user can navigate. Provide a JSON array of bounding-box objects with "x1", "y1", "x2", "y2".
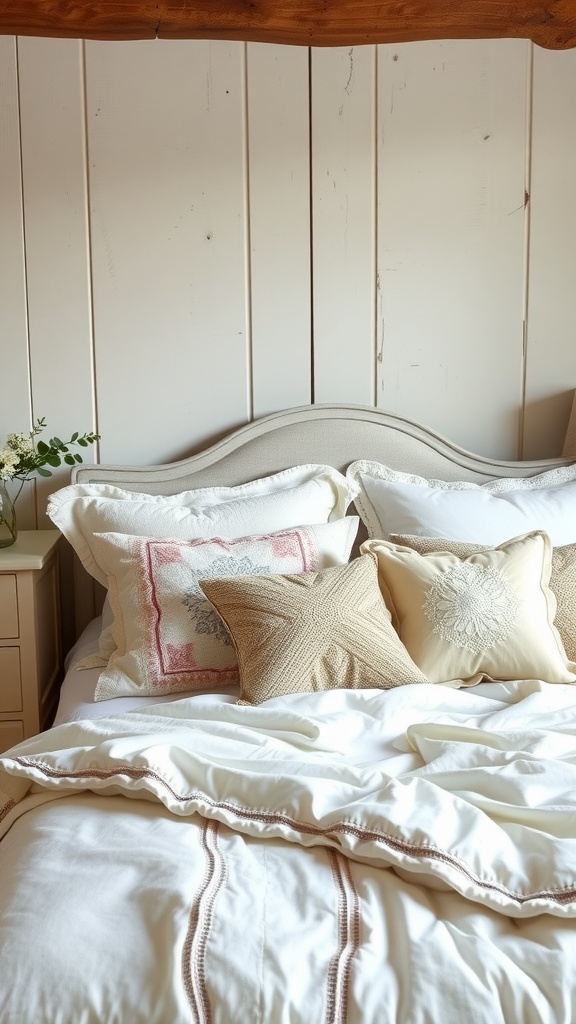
[{"x1": 1, "y1": 1, "x2": 576, "y2": 48}]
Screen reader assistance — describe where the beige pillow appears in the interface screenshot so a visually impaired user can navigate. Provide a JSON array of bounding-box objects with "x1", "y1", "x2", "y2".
[
  {"x1": 362, "y1": 532, "x2": 576, "y2": 686},
  {"x1": 391, "y1": 533, "x2": 576, "y2": 663},
  {"x1": 199, "y1": 554, "x2": 428, "y2": 705}
]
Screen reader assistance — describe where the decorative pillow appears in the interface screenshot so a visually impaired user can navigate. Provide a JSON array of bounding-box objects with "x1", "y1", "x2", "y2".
[
  {"x1": 48, "y1": 464, "x2": 354, "y2": 588},
  {"x1": 90, "y1": 517, "x2": 359, "y2": 700},
  {"x1": 347, "y1": 460, "x2": 576, "y2": 546},
  {"x1": 199, "y1": 554, "x2": 428, "y2": 705},
  {"x1": 361, "y1": 532, "x2": 576, "y2": 685},
  {"x1": 391, "y1": 533, "x2": 576, "y2": 664}
]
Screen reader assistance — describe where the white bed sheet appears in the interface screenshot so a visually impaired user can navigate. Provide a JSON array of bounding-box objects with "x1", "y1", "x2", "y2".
[{"x1": 54, "y1": 616, "x2": 240, "y2": 726}]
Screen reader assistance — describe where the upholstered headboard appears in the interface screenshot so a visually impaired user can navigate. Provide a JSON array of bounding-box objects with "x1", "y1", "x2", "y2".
[{"x1": 2, "y1": 0, "x2": 576, "y2": 48}]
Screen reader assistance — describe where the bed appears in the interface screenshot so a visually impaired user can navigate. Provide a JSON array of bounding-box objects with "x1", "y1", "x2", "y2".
[{"x1": 1, "y1": 402, "x2": 576, "y2": 1023}]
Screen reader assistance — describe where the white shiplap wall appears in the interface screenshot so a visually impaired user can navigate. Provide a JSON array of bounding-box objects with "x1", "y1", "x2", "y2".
[{"x1": 2, "y1": 35, "x2": 576, "y2": 535}]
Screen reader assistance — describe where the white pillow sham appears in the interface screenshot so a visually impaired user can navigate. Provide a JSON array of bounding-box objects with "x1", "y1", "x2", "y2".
[
  {"x1": 90, "y1": 517, "x2": 359, "y2": 700},
  {"x1": 347, "y1": 460, "x2": 576, "y2": 546},
  {"x1": 48, "y1": 464, "x2": 354, "y2": 588}
]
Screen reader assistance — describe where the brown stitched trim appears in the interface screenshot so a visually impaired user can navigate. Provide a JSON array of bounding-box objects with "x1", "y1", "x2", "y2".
[
  {"x1": 12, "y1": 756, "x2": 576, "y2": 907},
  {"x1": 326, "y1": 849, "x2": 360, "y2": 1024},
  {"x1": 326, "y1": 850, "x2": 346, "y2": 1024},
  {"x1": 181, "y1": 818, "x2": 226, "y2": 1024},
  {"x1": 0, "y1": 798, "x2": 15, "y2": 825},
  {"x1": 338, "y1": 854, "x2": 360, "y2": 1023}
]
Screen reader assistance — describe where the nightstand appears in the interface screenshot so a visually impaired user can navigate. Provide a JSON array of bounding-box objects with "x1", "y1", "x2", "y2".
[{"x1": 0, "y1": 530, "x2": 63, "y2": 753}]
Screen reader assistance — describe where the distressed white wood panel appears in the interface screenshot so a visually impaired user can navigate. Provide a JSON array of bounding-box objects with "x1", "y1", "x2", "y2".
[
  {"x1": 0, "y1": 38, "x2": 33, "y2": 526},
  {"x1": 86, "y1": 40, "x2": 248, "y2": 466},
  {"x1": 523, "y1": 47, "x2": 576, "y2": 459},
  {"x1": 377, "y1": 39, "x2": 529, "y2": 459},
  {"x1": 312, "y1": 46, "x2": 377, "y2": 405},
  {"x1": 247, "y1": 43, "x2": 311, "y2": 418},
  {"x1": 18, "y1": 38, "x2": 96, "y2": 526}
]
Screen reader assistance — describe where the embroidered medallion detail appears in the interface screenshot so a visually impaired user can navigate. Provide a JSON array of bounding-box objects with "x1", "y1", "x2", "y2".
[
  {"x1": 423, "y1": 562, "x2": 520, "y2": 654},
  {"x1": 182, "y1": 555, "x2": 270, "y2": 644}
]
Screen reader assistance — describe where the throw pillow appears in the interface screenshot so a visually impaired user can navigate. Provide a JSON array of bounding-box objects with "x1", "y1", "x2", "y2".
[
  {"x1": 391, "y1": 533, "x2": 576, "y2": 663},
  {"x1": 199, "y1": 553, "x2": 428, "y2": 705},
  {"x1": 362, "y1": 532, "x2": 576, "y2": 685}
]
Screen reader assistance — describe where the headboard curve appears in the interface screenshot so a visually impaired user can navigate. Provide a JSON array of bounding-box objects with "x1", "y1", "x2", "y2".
[{"x1": 73, "y1": 402, "x2": 571, "y2": 490}]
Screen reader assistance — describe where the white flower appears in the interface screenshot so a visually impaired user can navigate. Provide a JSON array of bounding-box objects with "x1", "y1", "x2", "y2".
[
  {"x1": 0, "y1": 448, "x2": 19, "y2": 480},
  {"x1": 5, "y1": 433, "x2": 34, "y2": 457},
  {"x1": 0, "y1": 419, "x2": 99, "y2": 498}
]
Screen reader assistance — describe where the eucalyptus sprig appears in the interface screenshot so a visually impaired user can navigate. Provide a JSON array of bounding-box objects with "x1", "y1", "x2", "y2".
[{"x1": 0, "y1": 417, "x2": 100, "y2": 503}]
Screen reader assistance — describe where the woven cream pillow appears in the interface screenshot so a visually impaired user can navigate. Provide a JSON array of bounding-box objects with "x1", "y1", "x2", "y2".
[
  {"x1": 362, "y1": 532, "x2": 576, "y2": 685},
  {"x1": 391, "y1": 533, "x2": 576, "y2": 663},
  {"x1": 200, "y1": 554, "x2": 428, "y2": 705}
]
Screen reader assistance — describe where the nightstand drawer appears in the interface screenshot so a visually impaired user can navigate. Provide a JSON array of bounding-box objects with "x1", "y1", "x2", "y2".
[
  {"x1": 0, "y1": 647, "x2": 22, "y2": 712},
  {"x1": 0, "y1": 575, "x2": 18, "y2": 639},
  {"x1": 0, "y1": 720, "x2": 24, "y2": 753}
]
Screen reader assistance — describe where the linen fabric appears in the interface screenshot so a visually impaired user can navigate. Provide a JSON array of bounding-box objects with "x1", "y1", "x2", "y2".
[
  {"x1": 49, "y1": 464, "x2": 354, "y2": 668},
  {"x1": 48, "y1": 464, "x2": 355, "y2": 588},
  {"x1": 347, "y1": 459, "x2": 576, "y2": 546},
  {"x1": 90, "y1": 517, "x2": 359, "y2": 700},
  {"x1": 391, "y1": 533, "x2": 576, "y2": 663},
  {"x1": 200, "y1": 553, "x2": 428, "y2": 705},
  {"x1": 4, "y1": 684, "x2": 576, "y2": 1023},
  {"x1": 362, "y1": 532, "x2": 576, "y2": 685}
]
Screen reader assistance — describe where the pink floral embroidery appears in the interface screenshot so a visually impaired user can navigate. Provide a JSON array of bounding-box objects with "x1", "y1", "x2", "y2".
[{"x1": 140, "y1": 529, "x2": 318, "y2": 684}]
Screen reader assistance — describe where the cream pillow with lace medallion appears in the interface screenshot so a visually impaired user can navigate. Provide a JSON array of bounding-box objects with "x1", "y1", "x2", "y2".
[{"x1": 362, "y1": 532, "x2": 576, "y2": 685}]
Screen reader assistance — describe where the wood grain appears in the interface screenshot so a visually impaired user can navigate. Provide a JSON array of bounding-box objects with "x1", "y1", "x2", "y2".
[{"x1": 1, "y1": 1, "x2": 576, "y2": 48}]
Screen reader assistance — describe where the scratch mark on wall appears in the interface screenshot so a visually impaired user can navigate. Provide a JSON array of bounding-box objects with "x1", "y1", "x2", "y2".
[
  {"x1": 508, "y1": 191, "x2": 530, "y2": 216},
  {"x1": 344, "y1": 48, "x2": 354, "y2": 95},
  {"x1": 377, "y1": 320, "x2": 384, "y2": 363}
]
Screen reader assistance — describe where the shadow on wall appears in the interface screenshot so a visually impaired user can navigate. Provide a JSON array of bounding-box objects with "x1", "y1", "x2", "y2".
[{"x1": 522, "y1": 390, "x2": 576, "y2": 461}]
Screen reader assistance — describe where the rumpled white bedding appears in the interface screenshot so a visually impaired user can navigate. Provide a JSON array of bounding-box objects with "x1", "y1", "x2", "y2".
[{"x1": 2, "y1": 681, "x2": 576, "y2": 1023}]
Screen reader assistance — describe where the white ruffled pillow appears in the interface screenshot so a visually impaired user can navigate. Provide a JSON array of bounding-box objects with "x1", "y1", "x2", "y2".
[
  {"x1": 48, "y1": 464, "x2": 354, "y2": 587},
  {"x1": 49, "y1": 465, "x2": 355, "y2": 669},
  {"x1": 347, "y1": 460, "x2": 576, "y2": 546},
  {"x1": 90, "y1": 517, "x2": 359, "y2": 700}
]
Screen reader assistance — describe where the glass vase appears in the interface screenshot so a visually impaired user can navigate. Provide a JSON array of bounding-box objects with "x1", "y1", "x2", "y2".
[{"x1": 0, "y1": 481, "x2": 17, "y2": 547}]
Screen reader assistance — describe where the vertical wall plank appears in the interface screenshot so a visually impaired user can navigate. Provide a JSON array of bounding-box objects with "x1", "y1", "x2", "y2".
[
  {"x1": 311, "y1": 46, "x2": 377, "y2": 405},
  {"x1": 86, "y1": 40, "x2": 249, "y2": 465},
  {"x1": 377, "y1": 39, "x2": 529, "y2": 458},
  {"x1": 0, "y1": 38, "x2": 32, "y2": 523},
  {"x1": 523, "y1": 47, "x2": 576, "y2": 459},
  {"x1": 18, "y1": 38, "x2": 96, "y2": 523},
  {"x1": 247, "y1": 43, "x2": 311, "y2": 418}
]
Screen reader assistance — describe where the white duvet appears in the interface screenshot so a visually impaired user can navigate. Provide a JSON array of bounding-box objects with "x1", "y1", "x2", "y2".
[{"x1": 1, "y1": 680, "x2": 576, "y2": 1023}]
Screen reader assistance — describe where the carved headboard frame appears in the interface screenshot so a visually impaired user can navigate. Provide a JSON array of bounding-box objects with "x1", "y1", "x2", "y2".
[{"x1": 1, "y1": 1, "x2": 576, "y2": 49}]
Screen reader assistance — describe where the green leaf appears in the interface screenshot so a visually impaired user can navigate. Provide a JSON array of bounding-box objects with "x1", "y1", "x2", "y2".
[
  {"x1": 71, "y1": 431, "x2": 78, "y2": 442},
  {"x1": 74, "y1": 454, "x2": 83, "y2": 463},
  {"x1": 77, "y1": 438, "x2": 88, "y2": 447},
  {"x1": 36, "y1": 467, "x2": 52, "y2": 477},
  {"x1": 36, "y1": 440, "x2": 49, "y2": 456},
  {"x1": 46, "y1": 455, "x2": 61, "y2": 467},
  {"x1": 64, "y1": 454, "x2": 75, "y2": 466}
]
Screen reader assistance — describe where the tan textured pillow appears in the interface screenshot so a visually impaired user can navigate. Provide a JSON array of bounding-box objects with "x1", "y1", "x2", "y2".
[
  {"x1": 391, "y1": 533, "x2": 576, "y2": 663},
  {"x1": 199, "y1": 554, "x2": 428, "y2": 705},
  {"x1": 362, "y1": 532, "x2": 576, "y2": 686}
]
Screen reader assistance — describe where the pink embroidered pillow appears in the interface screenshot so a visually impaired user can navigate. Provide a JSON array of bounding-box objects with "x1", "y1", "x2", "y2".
[{"x1": 89, "y1": 518, "x2": 359, "y2": 700}]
